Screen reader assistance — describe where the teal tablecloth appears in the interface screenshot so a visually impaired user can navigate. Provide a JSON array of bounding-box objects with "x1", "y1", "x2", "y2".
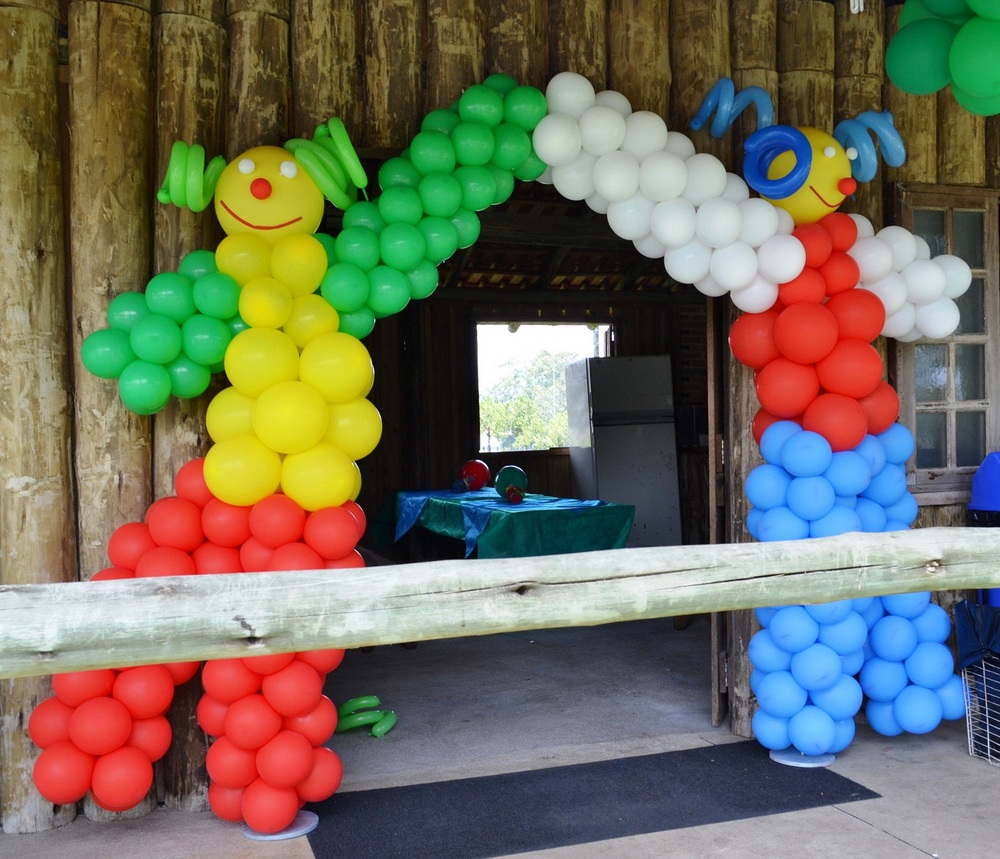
[{"x1": 394, "y1": 489, "x2": 635, "y2": 559}]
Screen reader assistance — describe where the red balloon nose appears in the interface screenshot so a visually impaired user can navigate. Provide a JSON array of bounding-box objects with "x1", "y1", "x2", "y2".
[
  {"x1": 838, "y1": 177, "x2": 857, "y2": 196},
  {"x1": 250, "y1": 177, "x2": 272, "y2": 199}
]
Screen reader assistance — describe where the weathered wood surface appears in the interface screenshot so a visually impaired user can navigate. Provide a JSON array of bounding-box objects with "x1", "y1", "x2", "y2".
[{"x1": 2, "y1": 528, "x2": 997, "y2": 680}]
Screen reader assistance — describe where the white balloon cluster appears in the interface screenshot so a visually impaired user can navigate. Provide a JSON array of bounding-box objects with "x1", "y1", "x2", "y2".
[{"x1": 532, "y1": 72, "x2": 805, "y2": 314}]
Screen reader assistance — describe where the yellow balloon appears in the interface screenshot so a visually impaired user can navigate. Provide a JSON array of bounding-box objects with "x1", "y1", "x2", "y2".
[
  {"x1": 206, "y1": 386, "x2": 256, "y2": 442},
  {"x1": 224, "y1": 328, "x2": 300, "y2": 397},
  {"x1": 282, "y1": 294, "x2": 340, "y2": 348},
  {"x1": 298, "y1": 332, "x2": 374, "y2": 403},
  {"x1": 350, "y1": 461, "x2": 362, "y2": 501},
  {"x1": 323, "y1": 397, "x2": 382, "y2": 460},
  {"x1": 204, "y1": 434, "x2": 282, "y2": 506},
  {"x1": 252, "y1": 380, "x2": 329, "y2": 454},
  {"x1": 239, "y1": 276, "x2": 293, "y2": 328},
  {"x1": 271, "y1": 233, "x2": 328, "y2": 297},
  {"x1": 215, "y1": 233, "x2": 272, "y2": 284},
  {"x1": 280, "y1": 442, "x2": 356, "y2": 511}
]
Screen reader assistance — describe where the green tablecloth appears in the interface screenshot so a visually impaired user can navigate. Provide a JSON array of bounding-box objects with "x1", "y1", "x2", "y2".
[{"x1": 394, "y1": 489, "x2": 635, "y2": 559}]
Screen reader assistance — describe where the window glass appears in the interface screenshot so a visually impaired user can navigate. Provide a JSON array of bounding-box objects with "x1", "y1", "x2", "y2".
[
  {"x1": 956, "y1": 410, "x2": 985, "y2": 468},
  {"x1": 914, "y1": 344, "x2": 948, "y2": 402},
  {"x1": 953, "y1": 210, "x2": 984, "y2": 268},
  {"x1": 915, "y1": 411, "x2": 946, "y2": 469},
  {"x1": 955, "y1": 278, "x2": 984, "y2": 335},
  {"x1": 954, "y1": 344, "x2": 985, "y2": 401},
  {"x1": 912, "y1": 209, "x2": 947, "y2": 256}
]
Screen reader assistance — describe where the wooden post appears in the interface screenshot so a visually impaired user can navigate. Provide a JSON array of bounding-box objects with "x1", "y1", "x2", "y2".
[
  {"x1": 484, "y1": 0, "x2": 548, "y2": 88},
  {"x1": 936, "y1": 89, "x2": 986, "y2": 186},
  {"x1": 777, "y1": 0, "x2": 834, "y2": 130},
  {"x1": 731, "y1": 0, "x2": 778, "y2": 146},
  {"x1": 0, "y1": 0, "x2": 77, "y2": 835},
  {"x1": 549, "y1": 0, "x2": 608, "y2": 89},
  {"x1": 426, "y1": 0, "x2": 484, "y2": 109},
  {"x1": 608, "y1": 0, "x2": 670, "y2": 118},
  {"x1": 361, "y1": 0, "x2": 422, "y2": 148}
]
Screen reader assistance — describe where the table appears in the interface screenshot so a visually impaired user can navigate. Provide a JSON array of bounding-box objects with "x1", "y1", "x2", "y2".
[{"x1": 393, "y1": 489, "x2": 636, "y2": 559}]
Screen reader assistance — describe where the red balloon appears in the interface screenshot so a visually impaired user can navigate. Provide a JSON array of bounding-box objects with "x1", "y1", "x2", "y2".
[
  {"x1": 196, "y1": 693, "x2": 229, "y2": 738},
  {"x1": 778, "y1": 269, "x2": 826, "y2": 305},
  {"x1": 792, "y1": 223, "x2": 833, "y2": 268},
  {"x1": 127, "y1": 715, "x2": 172, "y2": 762},
  {"x1": 296, "y1": 746, "x2": 344, "y2": 803},
  {"x1": 341, "y1": 499, "x2": 367, "y2": 536},
  {"x1": 815, "y1": 338, "x2": 884, "y2": 398},
  {"x1": 69, "y1": 696, "x2": 133, "y2": 756},
  {"x1": 239, "y1": 536, "x2": 274, "y2": 572},
  {"x1": 134, "y1": 545, "x2": 197, "y2": 578},
  {"x1": 859, "y1": 381, "x2": 901, "y2": 435},
  {"x1": 90, "y1": 566, "x2": 135, "y2": 581},
  {"x1": 223, "y1": 693, "x2": 283, "y2": 750},
  {"x1": 91, "y1": 746, "x2": 154, "y2": 812},
  {"x1": 241, "y1": 777, "x2": 300, "y2": 835},
  {"x1": 32, "y1": 741, "x2": 95, "y2": 805},
  {"x1": 751, "y1": 408, "x2": 796, "y2": 446},
  {"x1": 772, "y1": 303, "x2": 839, "y2": 364},
  {"x1": 208, "y1": 782, "x2": 246, "y2": 823},
  {"x1": 206, "y1": 735, "x2": 259, "y2": 788},
  {"x1": 802, "y1": 392, "x2": 869, "y2": 451},
  {"x1": 263, "y1": 541, "x2": 324, "y2": 572},
  {"x1": 325, "y1": 550, "x2": 366, "y2": 569},
  {"x1": 242, "y1": 652, "x2": 296, "y2": 676},
  {"x1": 193, "y1": 541, "x2": 244, "y2": 575},
  {"x1": 282, "y1": 695, "x2": 338, "y2": 746},
  {"x1": 249, "y1": 494, "x2": 306, "y2": 548},
  {"x1": 113, "y1": 665, "x2": 175, "y2": 720},
  {"x1": 459, "y1": 459, "x2": 491, "y2": 490},
  {"x1": 202, "y1": 658, "x2": 262, "y2": 704},
  {"x1": 303, "y1": 506, "x2": 362, "y2": 560},
  {"x1": 52, "y1": 669, "x2": 117, "y2": 707},
  {"x1": 174, "y1": 457, "x2": 213, "y2": 508},
  {"x1": 255, "y1": 730, "x2": 315, "y2": 788},
  {"x1": 28, "y1": 696, "x2": 75, "y2": 749},
  {"x1": 261, "y1": 661, "x2": 324, "y2": 717},
  {"x1": 818, "y1": 212, "x2": 858, "y2": 251},
  {"x1": 728, "y1": 309, "x2": 780, "y2": 369},
  {"x1": 145, "y1": 496, "x2": 205, "y2": 551},
  {"x1": 202, "y1": 497, "x2": 253, "y2": 547},
  {"x1": 162, "y1": 660, "x2": 200, "y2": 686},
  {"x1": 825, "y1": 288, "x2": 886, "y2": 342},
  {"x1": 295, "y1": 649, "x2": 345, "y2": 675},
  {"x1": 754, "y1": 358, "x2": 820, "y2": 418},
  {"x1": 818, "y1": 250, "x2": 860, "y2": 296},
  {"x1": 107, "y1": 521, "x2": 157, "y2": 570}
]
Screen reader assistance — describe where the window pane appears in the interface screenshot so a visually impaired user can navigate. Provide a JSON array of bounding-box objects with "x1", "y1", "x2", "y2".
[
  {"x1": 956, "y1": 410, "x2": 985, "y2": 468},
  {"x1": 912, "y1": 209, "x2": 947, "y2": 256},
  {"x1": 953, "y1": 210, "x2": 984, "y2": 268},
  {"x1": 916, "y1": 411, "x2": 946, "y2": 468},
  {"x1": 914, "y1": 344, "x2": 948, "y2": 402},
  {"x1": 955, "y1": 278, "x2": 984, "y2": 335},
  {"x1": 955, "y1": 344, "x2": 985, "y2": 400}
]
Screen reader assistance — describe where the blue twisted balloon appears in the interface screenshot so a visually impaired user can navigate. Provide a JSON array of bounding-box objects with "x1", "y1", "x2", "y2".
[
  {"x1": 690, "y1": 77, "x2": 776, "y2": 138},
  {"x1": 833, "y1": 111, "x2": 906, "y2": 184},
  {"x1": 742, "y1": 125, "x2": 813, "y2": 200}
]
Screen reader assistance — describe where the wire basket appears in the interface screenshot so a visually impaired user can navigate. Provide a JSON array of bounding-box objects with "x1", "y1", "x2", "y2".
[{"x1": 964, "y1": 656, "x2": 1000, "y2": 766}]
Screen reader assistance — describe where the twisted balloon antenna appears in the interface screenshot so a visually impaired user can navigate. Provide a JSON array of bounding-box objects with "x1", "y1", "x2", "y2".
[
  {"x1": 833, "y1": 111, "x2": 906, "y2": 183},
  {"x1": 690, "y1": 77, "x2": 776, "y2": 137}
]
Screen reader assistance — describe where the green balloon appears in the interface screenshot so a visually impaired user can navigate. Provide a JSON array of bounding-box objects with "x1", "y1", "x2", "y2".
[
  {"x1": 144, "y1": 271, "x2": 196, "y2": 323},
  {"x1": 450, "y1": 120, "x2": 495, "y2": 166},
  {"x1": 420, "y1": 107, "x2": 461, "y2": 136},
  {"x1": 503, "y1": 86, "x2": 548, "y2": 132},
  {"x1": 342, "y1": 200, "x2": 387, "y2": 235},
  {"x1": 406, "y1": 259, "x2": 440, "y2": 300},
  {"x1": 417, "y1": 171, "x2": 463, "y2": 218},
  {"x1": 886, "y1": 19, "x2": 958, "y2": 95},
  {"x1": 512, "y1": 149, "x2": 548, "y2": 181},
  {"x1": 454, "y1": 165, "x2": 498, "y2": 211},
  {"x1": 178, "y1": 249, "x2": 217, "y2": 281},
  {"x1": 321, "y1": 262, "x2": 371, "y2": 312},
  {"x1": 379, "y1": 222, "x2": 427, "y2": 271},
  {"x1": 378, "y1": 156, "x2": 422, "y2": 190},
  {"x1": 967, "y1": 0, "x2": 1000, "y2": 19},
  {"x1": 487, "y1": 164, "x2": 515, "y2": 205},
  {"x1": 458, "y1": 84, "x2": 505, "y2": 127},
  {"x1": 129, "y1": 313, "x2": 183, "y2": 364},
  {"x1": 313, "y1": 231, "x2": 337, "y2": 265},
  {"x1": 922, "y1": 0, "x2": 972, "y2": 18},
  {"x1": 377, "y1": 185, "x2": 424, "y2": 226},
  {"x1": 482, "y1": 73, "x2": 519, "y2": 96},
  {"x1": 192, "y1": 270, "x2": 241, "y2": 320},
  {"x1": 337, "y1": 306, "x2": 376, "y2": 339},
  {"x1": 81, "y1": 327, "x2": 135, "y2": 378},
  {"x1": 107, "y1": 291, "x2": 150, "y2": 332},
  {"x1": 334, "y1": 225, "x2": 381, "y2": 271},
  {"x1": 118, "y1": 360, "x2": 172, "y2": 415},
  {"x1": 449, "y1": 207, "x2": 481, "y2": 248},
  {"x1": 490, "y1": 123, "x2": 533, "y2": 170},
  {"x1": 166, "y1": 353, "x2": 212, "y2": 399},
  {"x1": 952, "y1": 81, "x2": 1000, "y2": 114},
  {"x1": 181, "y1": 314, "x2": 231, "y2": 366},
  {"x1": 416, "y1": 216, "x2": 460, "y2": 263},
  {"x1": 226, "y1": 314, "x2": 248, "y2": 338},
  {"x1": 949, "y1": 16, "x2": 1000, "y2": 98},
  {"x1": 409, "y1": 130, "x2": 458, "y2": 175},
  {"x1": 366, "y1": 266, "x2": 411, "y2": 317}
]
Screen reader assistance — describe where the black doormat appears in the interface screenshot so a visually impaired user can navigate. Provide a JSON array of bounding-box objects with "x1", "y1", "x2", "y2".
[{"x1": 307, "y1": 741, "x2": 879, "y2": 858}]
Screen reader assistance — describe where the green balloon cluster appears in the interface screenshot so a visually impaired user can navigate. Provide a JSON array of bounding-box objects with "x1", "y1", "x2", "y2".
[
  {"x1": 320, "y1": 73, "x2": 549, "y2": 339},
  {"x1": 81, "y1": 250, "x2": 245, "y2": 415},
  {"x1": 886, "y1": 0, "x2": 1000, "y2": 115}
]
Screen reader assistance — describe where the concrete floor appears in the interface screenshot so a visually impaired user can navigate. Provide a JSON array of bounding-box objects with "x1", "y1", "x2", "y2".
[{"x1": 4, "y1": 616, "x2": 999, "y2": 858}]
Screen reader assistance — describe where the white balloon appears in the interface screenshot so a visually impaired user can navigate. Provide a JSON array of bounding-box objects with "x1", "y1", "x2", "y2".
[
  {"x1": 695, "y1": 197, "x2": 743, "y2": 248},
  {"x1": 694, "y1": 274, "x2": 731, "y2": 297},
  {"x1": 848, "y1": 236, "x2": 894, "y2": 283},
  {"x1": 536, "y1": 165, "x2": 554, "y2": 185},
  {"x1": 738, "y1": 199, "x2": 780, "y2": 247},
  {"x1": 730, "y1": 275, "x2": 779, "y2": 313},
  {"x1": 579, "y1": 105, "x2": 628, "y2": 156},
  {"x1": 634, "y1": 232, "x2": 667, "y2": 259},
  {"x1": 620, "y1": 111, "x2": 669, "y2": 160},
  {"x1": 681, "y1": 153, "x2": 728, "y2": 206},
  {"x1": 545, "y1": 71, "x2": 596, "y2": 119},
  {"x1": 722, "y1": 172, "x2": 750, "y2": 203},
  {"x1": 664, "y1": 238, "x2": 712, "y2": 284},
  {"x1": 532, "y1": 113, "x2": 582, "y2": 167},
  {"x1": 902, "y1": 259, "x2": 947, "y2": 305},
  {"x1": 551, "y1": 150, "x2": 597, "y2": 201},
  {"x1": 607, "y1": 192, "x2": 656, "y2": 241},
  {"x1": 595, "y1": 89, "x2": 632, "y2": 117},
  {"x1": 663, "y1": 130, "x2": 697, "y2": 160},
  {"x1": 592, "y1": 150, "x2": 640, "y2": 202},
  {"x1": 849, "y1": 213, "x2": 875, "y2": 239},
  {"x1": 638, "y1": 151, "x2": 688, "y2": 202},
  {"x1": 934, "y1": 254, "x2": 973, "y2": 298},
  {"x1": 709, "y1": 241, "x2": 759, "y2": 291},
  {"x1": 882, "y1": 301, "x2": 917, "y2": 338},
  {"x1": 877, "y1": 225, "x2": 918, "y2": 271},
  {"x1": 649, "y1": 198, "x2": 697, "y2": 247},
  {"x1": 756, "y1": 234, "x2": 806, "y2": 284},
  {"x1": 775, "y1": 206, "x2": 796, "y2": 235},
  {"x1": 894, "y1": 325, "x2": 924, "y2": 343},
  {"x1": 915, "y1": 296, "x2": 961, "y2": 339},
  {"x1": 914, "y1": 235, "x2": 932, "y2": 260},
  {"x1": 585, "y1": 190, "x2": 610, "y2": 214},
  {"x1": 860, "y1": 272, "x2": 908, "y2": 317}
]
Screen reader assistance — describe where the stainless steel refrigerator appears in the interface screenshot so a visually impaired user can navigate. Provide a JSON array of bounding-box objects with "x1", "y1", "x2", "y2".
[{"x1": 566, "y1": 356, "x2": 682, "y2": 547}]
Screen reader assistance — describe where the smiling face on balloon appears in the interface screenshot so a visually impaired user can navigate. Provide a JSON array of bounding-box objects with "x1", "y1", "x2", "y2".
[
  {"x1": 214, "y1": 146, "x2": 325, "y2": 242},
  {"x1": 764, "y1": 128, "x2": 858, "y2": 225}
]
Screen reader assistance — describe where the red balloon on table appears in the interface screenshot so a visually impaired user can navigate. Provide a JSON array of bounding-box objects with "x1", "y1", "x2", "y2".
[
  {"x1": 90, "y1": 746, "x2": 154, "y2": 812},
  {"x1": 134, "y1": 545, "x2": 197, "y2": 578},
  {"x1": 161, "y1": 660, "x2": 201, "y2": 686},
  {"x1": 196, "y1": 693, "x2": 230, "y2": 738},
  {"x1": 728, "y1": 309, "x2": 780, "y2": 369},
  {"x1": 263, "y1": 541, "x2": 324, "y2": 572},
  {"x1": 261, "y1": 660, "x2": 324, "y2": 717},
  {"x1": 249, "y1": 494, "x2": 306, "y2": 548},
  {"x1": 127, "y1": 715, "x2": 172, "y2": 762},
  {"x1": 90, "y1": 565, "x2": 135, "y2": 581},
  {"x1": 255, "y1": 730, "x2": 315, "y2": 788},
  {"x1": 802, "y1": 392, "x2": 869, "y2": 452},
  {"x1": 755, "y1": 357, "x2": 821, "y2": 418},
  {"x1": 282, "y1": 694, "x2": 338, "y2": 746},
  {"x1": 295, "y1": 648, "x2": 345, "y2": 675},
  {"x1": 193, "y1": 541, "x2": 244, "y2": 574},
  {"x1": 145, "y1": 495, "x2": 205, "y2": 551},
  {"x1": 32, "y1": 740, "x2": 95, "y2": 805},
  {"x1": 303, "y1": 505, "x2": 361, "y2": 559},
  {"x1": 241, "y1": 777, "x2": 301, "y2": 834},
  {"x1": 206, "y1": 735, "x2": 259, "y2": 788},
  {"x1": 201, "y1": 497, "x2": 253, "y2": 547},
  {"x1": 242, "y1": 652, "x2": 296, "y2": 676},
  {"x1": 208, "y1": 782, "x2": 246, "y2": 823},
  {"x1": 772, "y1": 302, "x2": 839, "y2": 364}
]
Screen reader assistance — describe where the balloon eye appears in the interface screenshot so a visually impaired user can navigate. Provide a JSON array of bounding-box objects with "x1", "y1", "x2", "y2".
[
  {"x1": 279, "y1": 160, "x2": 298, "y2": 179},
  {"x1": 238, "y1": 158, "x2": 255, "y2": 175},
  {"x1": 823, "y1": 146, "x2": 837, "y2": 159},
  {"x1": 846, "y1": 147, "x2": 859, "y2": 161}
]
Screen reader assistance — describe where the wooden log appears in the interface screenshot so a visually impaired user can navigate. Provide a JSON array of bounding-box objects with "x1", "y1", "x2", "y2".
[
  {"x1": 0, "y1": 0, "x2": 77, "y2": 836},
  {"x1": 360, "y1": 0, "x2": 422, "y2": 147},
  {"x1": 484, "y1": 0, "x2": 548, "y2": 89},
  {"x1": 549, "y1": 0, "x2": 607, "y2": 89},
  {"x1": 776, "y1": 0, "x2": 834, "y2": 129},
  {"x1": 607, "y1": 0, "x2": 670, "y2": 117},
  {"x1": 936, "y1": 88, "x2": 986, "y2": 186},
  {"x1": 731, "y1": 0, "x2": 778, "y2": 147},
  {"x1": 426, "y1": 0, "x2": 484, "y2": 108},
  {"x1": 2, "y1": 528, "x2": 998, "y2": 679}
]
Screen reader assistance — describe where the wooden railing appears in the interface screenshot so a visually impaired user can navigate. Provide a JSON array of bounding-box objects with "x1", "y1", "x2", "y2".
[{"x1": 2, "y1": 527, "x2": 997, "y2": 680}]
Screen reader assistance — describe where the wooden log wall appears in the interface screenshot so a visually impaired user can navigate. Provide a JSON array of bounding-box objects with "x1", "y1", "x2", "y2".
[{"x1": 3, "y1": 0, "x2": 1000, "y2": 832}]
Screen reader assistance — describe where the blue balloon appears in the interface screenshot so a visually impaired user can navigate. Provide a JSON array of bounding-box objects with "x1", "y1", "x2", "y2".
[
  {"x1": 866, "y1": 699, "x2": 903, "y2": 736},
  {"x1": 905, "y1": 641, "x2": 954, "y2": 689},
  {"x1": 884, "y1": 519, "x2": 910, "y2": 531},
  {"x1": 769, "y1": 605, "x2": 820, "y2": 653},
  {"x1": 810, "y1": 674, "x2": 864, "y2": 721},
  {"x1": 756, "y1": 670, "x2": 809, "y2": 718},
  {"x1": 743, "y1": 125, "x2": 813, "y2": 200},
  {"x1": 788, "y1": 705, "x2": 836, "y2": 756},
  {"x1": 841, "y1": 648, "x2": 865, "y2": 676},
  {"x1": 791, "y1": 643, "x2": 843, "y2": 692},
  {"x1": 808, "y1": 505, "x2": 862, "y2": 538},
  {"x1": 854, "y1": 496, "x2": 889, "y2": 532},
  {"x1": 786, "y1": 475, "x2": 836, "y2": 521},
  {"x1": 748, "y1": 628, "x2": 793, "y2": 672},
  {"x1": 860, "y1": 656, "x2": 910, "y2": 702},
  {"x1": 883, "y1": 491, "x2": 918, "y2": 526},
  {"x1": 893, "y1": 684, "x2": 943, "y2": 734},
  {"x1": 854, "y1": 434, "x2": 887, "y2": 475},
  {"x1": 750, "y1": 668, "x2": 766, "y2": 696},
  {"x1": 935, "y1": 674, "x2": 967, "y2": 721},
  {"x1": 881, "y1": 591, "x2": 931, "y2": 619},
  {"x1": 818, "y1": 610, "x2": 869, "y2": 655},
  {"x1": 834, "y1": 494, "x2": 857, "y2": 508},
  {"x1": 755, "y1": 606, "x2": 779, "y2": 628},
  {"x1": 911, "y1": 603, "x2": 952, "y2": 644},
  {"x1": 823, "y1": 450, "x2": 872, "y2": 497},
  {"x1": 745, "y1": 463, "x2": 792, "y2": 510},
  {"x1": 869, "y1": 615, "x2": 919, "y2": 662},
  {"x1": 758, "y1": 506, "x2": 810, "y2": 542},
  {"x1": 760, "y1": 420, "x2": 803, "y2": 465},
  {"x1": 752, "y1": 709, "x2": 791, "y2": 751},
  {"x1": 804, "y1": 599, "x2": 853, "y2": 625},
  {"x1": 877, "y1": 423, "x2": 915, "y2": 464},
  {"x1": 781, "y1": 431, "x2": 833, "y2": 478},
  {"x1": 746, "y1": 507, "x2": 763, "y2": 540},
  {"x1": 858, "y1": 597, "x2": 885, "y2": 629},
  {"x1": 852, "y1": 596, "x2": 875, "y2": 613},
  {"x1": 861, "y1": 462, "x2": 907, "y2": 506},
  {"x1": 828, "y1": 717, "x2": 857, "y2": 753}
]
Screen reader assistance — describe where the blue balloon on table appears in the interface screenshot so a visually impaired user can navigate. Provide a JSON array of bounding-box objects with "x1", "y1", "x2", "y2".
[
  {"x1": 904, "y1": 641, "x2": 955, "y2": 689},
  {"x1": 751, "y1": 709, "x2": 791, "y2": 751},
  {"x1": 934, "y1": 674, "x2": 967, "y2": 721},
  {"x1": 860, "y1": 656, "x2": 910, "y2": 702},
  {"x1": 865, "y1": 699, "x2": 903, "y2": 736},
  {"x1": 809, "y1": 674, "x2": 864, "y2": 721}
]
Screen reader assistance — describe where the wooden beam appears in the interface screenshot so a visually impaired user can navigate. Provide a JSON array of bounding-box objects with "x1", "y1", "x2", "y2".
[{"x1": 1, "y1": 528, "x2": 997, "y2": 679}]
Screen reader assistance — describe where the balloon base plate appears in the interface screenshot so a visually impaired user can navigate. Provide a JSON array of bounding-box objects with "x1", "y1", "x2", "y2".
[
  {"x1": 769, "y1": 748, "x2": 835, "y2": 768},
  {"x1": 242, "y1": 810, "x2": 319, "y2": 841}
]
